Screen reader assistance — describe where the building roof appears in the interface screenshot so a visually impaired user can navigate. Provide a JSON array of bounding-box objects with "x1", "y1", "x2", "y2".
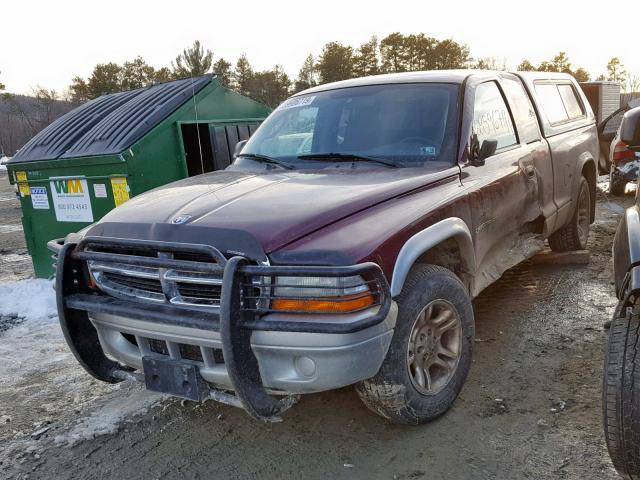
[{"x1": 10, "y1": 75, "x2": 212, "y2": 163}]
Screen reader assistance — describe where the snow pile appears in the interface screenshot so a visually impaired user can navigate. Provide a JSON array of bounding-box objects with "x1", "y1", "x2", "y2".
[
  {"x1": 0, "y1": 278, "x2": 57, "y2": 321},
  {"x1": 0, "y1": 279, "x2": 66, "y2": 383},
  {"x1": 0, "y1": 156, "x2": 9, "y2": 171}
]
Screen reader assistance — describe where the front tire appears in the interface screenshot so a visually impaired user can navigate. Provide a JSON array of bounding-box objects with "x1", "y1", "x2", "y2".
[
  {"x1": 603, "y1": 304, "x2": 640, "y2": 478},
  {"x1": 549, "y1": 176, "x2": 591, "y2": 252},
  {"x1": 356, "y1": 264, "x2": 474, "y2": 425}
]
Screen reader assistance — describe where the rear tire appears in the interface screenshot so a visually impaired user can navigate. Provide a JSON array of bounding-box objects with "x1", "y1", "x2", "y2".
[
  {"x1": 610, "y1": 168, "x2": 627, "y2": 196},
  {"x1": 603, "y1": 304, "x2": 640, "y2": 478},
  {"x1": 549, "y1": 176, "x2": 591, "y2": 252},
  {"x1": 355, "y1": 264, "x2": 474, "y2": 425}
]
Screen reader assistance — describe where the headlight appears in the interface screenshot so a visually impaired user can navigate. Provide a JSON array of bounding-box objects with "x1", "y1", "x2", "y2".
[{"x1": 269, "y1": 275, "x2": 374, "y2": 313}]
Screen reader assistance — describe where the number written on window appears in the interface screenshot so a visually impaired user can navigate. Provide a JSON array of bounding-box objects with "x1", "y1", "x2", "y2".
[{"x1": 472, "y1": 82, "x2": 517, "y2": 151}]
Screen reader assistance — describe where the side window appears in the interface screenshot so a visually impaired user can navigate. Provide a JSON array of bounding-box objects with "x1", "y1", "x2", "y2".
[
  {"x1": 472, "y1": 81, "x2": 517, "y2": 151},
  {"x1": 557, "y1": 84, "x2": 584, "y2": 119},
  {"x1": 535, "y1": 84, "x2": 569, "y2": 124},
  {"x1": 501, "y1": 77, "x2": 541, "y2": 143}
]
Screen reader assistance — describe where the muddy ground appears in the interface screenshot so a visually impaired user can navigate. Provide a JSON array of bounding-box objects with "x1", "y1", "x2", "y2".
[{"x1": 0, "y1": 170, "x2": 632, "y2": 479}]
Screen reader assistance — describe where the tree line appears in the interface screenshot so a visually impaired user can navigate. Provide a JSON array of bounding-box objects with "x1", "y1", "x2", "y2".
[
  {"x1": 62, "y1": 36, "x2": 637, "y2": 110},
  {"x1": 1, "y1": 35, "x2": 638, "y2": 125},
  {"x1": 63, "y1": 34, "x2": 472, "y2": 108}
]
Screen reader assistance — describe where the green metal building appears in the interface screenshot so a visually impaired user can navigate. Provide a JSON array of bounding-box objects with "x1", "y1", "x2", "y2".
[{"x1": 6, "y1": 75, "x2": 271, "y2": 278}]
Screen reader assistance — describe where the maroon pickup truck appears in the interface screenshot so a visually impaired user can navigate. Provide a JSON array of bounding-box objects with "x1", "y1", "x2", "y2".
[{"x1": 52, "y1": 70, "x2": 598, "y2": 424}]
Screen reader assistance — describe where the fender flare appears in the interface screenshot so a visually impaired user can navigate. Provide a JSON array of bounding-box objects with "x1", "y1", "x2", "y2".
[
  {"x1": 614, "y1": 206, "x2": 640, "y2": 297},
  {"x1": 390, "y1": 217, "x2": 476, "y2": 297}
]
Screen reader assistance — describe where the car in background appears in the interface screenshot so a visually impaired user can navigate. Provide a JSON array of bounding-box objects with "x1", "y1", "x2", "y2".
[
  {"x1": 603, "y1": 106, "x2": 640, "y2": 475},
  {"x1": 600, "y1": 101, "x2": 640, "y2": 195}
]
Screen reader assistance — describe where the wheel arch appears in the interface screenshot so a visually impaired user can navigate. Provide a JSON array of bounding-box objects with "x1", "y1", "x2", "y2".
[
  {"x1": 578, "y1": 154, "x2": 597, "y2": 223},
  {"x1": 614, "y1": 206, "x2": 640, "y2": 298},
  {"x1": 390, "y1": 218, "x2": 476, "y2": 298}
]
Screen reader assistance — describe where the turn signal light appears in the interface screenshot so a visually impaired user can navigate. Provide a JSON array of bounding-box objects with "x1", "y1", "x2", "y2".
[{"x1": 271, "y1": 293, "x2": 374, "y2": 313}]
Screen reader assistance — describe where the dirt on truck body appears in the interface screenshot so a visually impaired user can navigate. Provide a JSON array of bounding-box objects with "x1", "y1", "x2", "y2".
[{"x1": 51, "y1": 70, "x2": 599, "y2": 424}]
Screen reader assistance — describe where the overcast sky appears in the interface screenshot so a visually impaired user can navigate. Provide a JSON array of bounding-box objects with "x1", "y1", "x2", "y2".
[{"x1": 1, "y1": 0, "x2": 637, "y2": 94}]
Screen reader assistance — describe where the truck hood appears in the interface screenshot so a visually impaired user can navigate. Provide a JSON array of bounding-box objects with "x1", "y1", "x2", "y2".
[{"x1": 97, "y1": 166, "x2": 459, "y2": 253}]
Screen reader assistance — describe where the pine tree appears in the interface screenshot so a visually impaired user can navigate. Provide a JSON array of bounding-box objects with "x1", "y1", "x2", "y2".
[
  {"x1": 68, "y1": 77, "x2": 89, "y2": 104},
  {"x1": 380, "y1": 33, "x2": 406, "y2": 73},
  {"x1": 353, "y1": 37, "x2": 379, "y2": 77},
  {"x1": 432, "y1": 39, "x2": 470, "y2": 69},
  {"x1": 87, "y1": 63, "x2": 122, "y2": 98},
  {"x1": 517, "y1": 60, "x2": 536, "y2": 71},
  {"x1": 120, "y1": 57, "x2": 156, "y2": 90},
  {"x1": 293, "y1": 55, "x2": 317, "y2": 92},
  {"x1": 154, "y1": 67, "x2": 173, "y2": 83},
  {"x1": 213, "y1": 58, "x2": 233, "y2": 87},
  {"x1": 605, "y1": 57, "x2": 627, "y2": 85},
  {"x1": 316, "y1": 42, "x2": 354, "y2": 84},
  {"x1": 247, "y1": 65, "x2": 291, "y2": 107},
  {"x1": 172, "y1": 40, "x2": 213, "y2": 78},
  {"x1": 572, "y1": 67, "x2": 590, "y2": 82},
  {"x1": 233, "y1": 54, "x2": 254, "y2": 96}
]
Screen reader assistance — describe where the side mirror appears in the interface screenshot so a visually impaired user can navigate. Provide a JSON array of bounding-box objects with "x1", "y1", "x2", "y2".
[
  {"x1": 470, "y1": 139, "x2": 498, "y2": 166},
  {"x1": 478, "y1": 140, "x2": 498, "y2": 162},
  {"x1": 620, "y1": 106, "x2": 640, "y2": 151},
  {"x1": 233, "y1": 140, "x2": 248, "y2": 158}
]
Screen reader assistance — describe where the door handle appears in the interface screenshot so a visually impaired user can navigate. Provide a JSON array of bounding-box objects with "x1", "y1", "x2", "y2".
[{"x1": 524, "y1": 164, "x2": 535, "y2": 177}]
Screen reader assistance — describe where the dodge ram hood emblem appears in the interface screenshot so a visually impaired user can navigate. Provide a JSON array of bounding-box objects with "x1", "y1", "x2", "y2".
[{"x1": 171, "y1": 214, "x2": 192, "y2": 225}]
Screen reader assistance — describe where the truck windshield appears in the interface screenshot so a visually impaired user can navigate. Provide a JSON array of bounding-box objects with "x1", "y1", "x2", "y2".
[{"x1": 239, "y1": 83, "x2": 460, "y2": 169}]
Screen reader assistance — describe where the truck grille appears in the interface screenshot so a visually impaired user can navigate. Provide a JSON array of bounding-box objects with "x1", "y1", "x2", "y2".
[{"x1": 87, "y1": 242, "x2": 227, "y2": 310}]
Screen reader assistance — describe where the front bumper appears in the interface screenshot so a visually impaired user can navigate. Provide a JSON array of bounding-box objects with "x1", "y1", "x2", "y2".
[
  {"x1": 52, "y1": 236, "x2": 394, "y2": 421},
  {"x1": 89, "y1": 305, "x2": 396, "y2": 394}
]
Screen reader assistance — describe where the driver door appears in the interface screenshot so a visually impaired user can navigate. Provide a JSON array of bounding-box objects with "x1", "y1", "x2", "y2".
[{"x1": 461, "y1": 79, "x2": 544, "y2": 284}]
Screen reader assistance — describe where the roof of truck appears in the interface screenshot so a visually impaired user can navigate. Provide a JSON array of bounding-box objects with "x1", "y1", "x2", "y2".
[
  {"x1": 297, "y1": 70, "x2": 578, "y2": 96},
  {"x1": 9, "y1": 75, "x2": 212, "y2": 164},
  {"x1": 298, "y1": 70, "x2": 472, "y2": 95},
  {"x1": 514, "y1": 71, "x2": 576, "y2": 82}
]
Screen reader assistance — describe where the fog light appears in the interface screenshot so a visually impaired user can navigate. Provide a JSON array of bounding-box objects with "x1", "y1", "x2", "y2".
[{"x1": 294, "y1": 356, "x2": 317, "y2": 377}]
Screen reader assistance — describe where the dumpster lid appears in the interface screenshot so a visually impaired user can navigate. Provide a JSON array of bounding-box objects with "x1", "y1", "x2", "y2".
[{"x1": 9, "y1": 75, "x2": 213, "y2": 164}]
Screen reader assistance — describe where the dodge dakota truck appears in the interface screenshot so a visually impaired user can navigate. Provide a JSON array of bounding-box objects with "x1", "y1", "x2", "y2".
[{"x1": 51, "y1": 70, "x2": 598, "y2": 424}]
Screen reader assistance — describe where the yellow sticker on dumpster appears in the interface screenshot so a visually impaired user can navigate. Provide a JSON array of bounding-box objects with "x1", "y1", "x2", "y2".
[
  {"x1": 16, "y1": 171, "x2": 27, "y2": 182},
  {"x1": 18, "y1": 182, "x2": 30, "y2": 196},
  {"x1": 110, "y1": 177, "x2": 130, "y2": 207}
]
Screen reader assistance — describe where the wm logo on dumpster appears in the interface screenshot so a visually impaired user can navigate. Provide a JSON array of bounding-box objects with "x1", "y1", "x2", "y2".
[{"x1": 53, "y1": 179, "x2": 84, "y2": 195}]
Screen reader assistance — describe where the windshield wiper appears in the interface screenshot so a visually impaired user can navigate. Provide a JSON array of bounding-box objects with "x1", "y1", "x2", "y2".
[
  {"x1": 237, "y1": 153, "x2": 296, "y2": 170},
  {"x1": 297, "y1": 152, "x2": 401, "y2": 168}
]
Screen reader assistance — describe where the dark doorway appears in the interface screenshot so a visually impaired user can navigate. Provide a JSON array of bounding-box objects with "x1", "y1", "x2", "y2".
[
  {"x1": 181, "y1": 123, "x2": 215, "y2": 176},
  {"x1": 210, "y1": 123, "x2": 260, "y2": 170}
]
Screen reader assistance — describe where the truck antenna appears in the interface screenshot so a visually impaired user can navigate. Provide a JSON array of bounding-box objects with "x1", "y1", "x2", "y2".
[{"x1": 189, "y1": 72, "x2": 206, "y2": 177}]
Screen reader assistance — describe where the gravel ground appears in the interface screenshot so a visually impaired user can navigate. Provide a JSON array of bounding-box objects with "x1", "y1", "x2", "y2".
[{"x1": 0, "y1": 172, "x2": 632, "y2": 479}]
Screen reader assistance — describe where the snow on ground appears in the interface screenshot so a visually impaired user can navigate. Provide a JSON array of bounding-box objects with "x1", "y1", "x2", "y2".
[
  {"x1": 0, "y1": 279, "x2": 166, "y2": 453},
  {"x1": 0, "y1": 156, "x2": 9, "y2": 170},
  {"x1": 54, "y1": 386, "x2": 165, "y2": 447},
  {"x1": 0, "y1": 279, "x2": 63, "y2": 380}
]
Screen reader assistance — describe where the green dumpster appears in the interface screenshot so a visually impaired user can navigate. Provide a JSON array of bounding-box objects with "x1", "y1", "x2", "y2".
[{"x1": 6, "y1": 75, "x2": 271, "y2": 278}]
